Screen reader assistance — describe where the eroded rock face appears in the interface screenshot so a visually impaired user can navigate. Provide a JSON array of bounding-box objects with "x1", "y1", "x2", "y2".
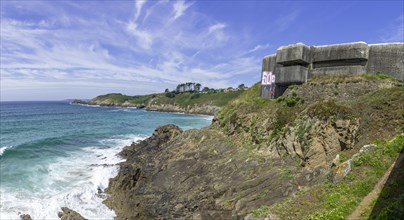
[
  {"x1": 72, "y1": 99, "x2": 219, "y2": 115},
  {"x1": 105, "y1": 125, "x2": 185, "y2": 219},
  {"x1": 146, "y1": 104, "x2": 220, "y2": 115},
  {"x1": 270, "y1": 117, "x2": 359, "y2": 169},
  {"x1": 58, "y1": 207, "x2": 87, "y2": 220},
  {"x1": 104, "y1": 124, "x2": 310, "y2": 220}
]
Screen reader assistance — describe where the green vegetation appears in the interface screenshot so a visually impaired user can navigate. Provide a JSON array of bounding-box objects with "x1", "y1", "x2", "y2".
[
  {"x1": 306, "y1": 100, "x2": 353, "y2": 120},
  {"x1": 216, "y1": 74, "x2": 403, "y2": 147},
  {"x1": 91, "y1": 90, "x2": 243, "y2": 108},
  {"x1": 94, "y1": 93, "x2": 156, "y2": 105},
  {"x1": 252, "y1": 205, "x2": 270, "y2": 217},
  {"x1": 309, "y1": 73, "x2": 399, "y2": 84},
  {"x1": 214, "y1": 74, "x2": 403, "y2": 219},
  {"x1": 151, "y1": 90, "x2": 243, "y2": 107},
  {"x1": 251, "y1": 135, "x2": 404, "y2": 220},
  {"x1": 308, "y1": 135, "x2": 404, "y2": 220},
  {"x1": 216, "y1": 82, "x2": 302, "y2": 142},
  {"x1": 276, "y1": 90, "x2": 301, "y2": 107}
]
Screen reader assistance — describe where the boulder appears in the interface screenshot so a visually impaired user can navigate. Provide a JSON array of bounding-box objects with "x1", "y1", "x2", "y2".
[
  {"x1": 20, "y1": 214, "x2": 32, "y2": 220},
  {"x1": 58, "y1": 207, "x2": 87, "y2": 220}
]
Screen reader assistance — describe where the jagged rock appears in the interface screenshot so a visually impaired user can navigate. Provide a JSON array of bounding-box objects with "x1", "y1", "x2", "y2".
[
  {"x1": 20, "y1": 214, "x2": 32, "y2": 220},
  {"x1": 71, "y1": 99, "x2": 88, "y2": 105},
  {"x1": 146, "y1": 103, "x2": 220, "y2": 115},
  {"x1": 104, "y1": 125, "x2": 301, "y2": 219},
  {"x1": 271, "y1": 117, "x2": 359, "y2": 169},
  {"x1": 58, "y1": 207, "x2": 86, "y2": 220}
]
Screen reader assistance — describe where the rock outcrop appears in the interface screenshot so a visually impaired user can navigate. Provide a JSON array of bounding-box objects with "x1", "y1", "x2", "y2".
[
  {"x1": 72, "y1": 99, "x2": 219, "y2": 115},
  {"x1": 20, "y1": 214, "x2": 32, "y2": 220},
  {"x1": 58, "y1": 207, "x2": 87, "y2": 220},
  {"x1": 270, "y1": 117, "x2": 359, "y2": 168},
  {"x1": 105, "y1": 124, "x2": 331, "y2": 219},
  {"x1": 146, "y1": 103, "x2": 220, "y2": 115}
]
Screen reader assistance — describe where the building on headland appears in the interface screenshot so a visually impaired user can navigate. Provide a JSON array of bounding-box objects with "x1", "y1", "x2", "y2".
[{"x1": 261, "y1": 42, "x2": 404, "y2": 98}]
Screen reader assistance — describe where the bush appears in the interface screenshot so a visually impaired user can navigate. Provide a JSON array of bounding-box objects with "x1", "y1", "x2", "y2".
[
  {"x1": 165, "y1": 92, "x2": 176, "y2": 98},
  {"x1": 276, "y1": 93, "x2": 301, "y2": 107}
]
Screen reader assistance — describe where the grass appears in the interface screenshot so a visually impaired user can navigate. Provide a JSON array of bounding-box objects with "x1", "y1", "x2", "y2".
[
  {"x1": 309, "y1": 73, "x2": 399, "y2": 84},
  {"x1": 216, "y1": 83, "x2": 301, "y2": 142},
  {"x1": 152, "y1": 90, "x2": 243, "y2": 107},
  {"x1": 91, "y1": 90, "x2": 243, "y2": 107},
  {"x1": 93, "y1": 93, "x2": 156, "y2": 105},
  {"x1": 308, "y1": 135, "x2": 404, "y2": 220},
  {"x1": 250, "y1": 135, "x2": 404, "y2": 219},
  {"x1": 306, "y1": 99, "x2": 353, "y2": 120},
  {"x1": 252, "y1": 205, "x2": 270, "y2": 217}
]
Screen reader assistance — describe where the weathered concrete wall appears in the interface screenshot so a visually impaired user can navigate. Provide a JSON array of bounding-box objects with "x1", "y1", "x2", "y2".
[
  {"x1": 262, "y1": 55, "x2": 277, "y2": 73},
  {"x1": 261, "y1": 55, "x2": 278, "y2": 98},
  {"x1": 276, "y1": 66, "x2": 308, "y2": 84},
  {"x1": 367, "y1": 43, "x2": 404, "y2": 81},
  {"x1": 310, "y1": 66, "x2": 366, "y2": 77},
  {"x1": 261, "y1": 41, "x2": 404, "y2": 98},
  {"x1": 276, "y1": 43, "x2": 311, "y2": 66},
  {"x1": 313, "y1": 42, "x2": 369, "y2": 63}
]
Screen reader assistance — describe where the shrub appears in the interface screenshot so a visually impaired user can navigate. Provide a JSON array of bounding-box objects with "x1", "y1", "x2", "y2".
[{"x1": 165, "y1": 92, "x2": 176, "y2": 98}]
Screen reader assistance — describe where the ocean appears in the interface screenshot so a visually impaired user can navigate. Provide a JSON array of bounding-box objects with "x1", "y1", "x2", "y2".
[{"x1": 0, "y1": 101, "x2": 212, "y2": 219}]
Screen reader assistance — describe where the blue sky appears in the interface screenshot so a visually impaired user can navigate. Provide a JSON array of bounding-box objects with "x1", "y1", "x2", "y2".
[{"x1": 1, "y1": 1, "x2": 403, "y2": 101}]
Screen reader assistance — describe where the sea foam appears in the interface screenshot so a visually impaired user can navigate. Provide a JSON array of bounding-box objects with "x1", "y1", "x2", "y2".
[
  {"x1": 0, "y1": 146, "x2": 11, "y2": 156},
  {"x1": 0, "y1": 135, "x2": 144, "y2": 219}
]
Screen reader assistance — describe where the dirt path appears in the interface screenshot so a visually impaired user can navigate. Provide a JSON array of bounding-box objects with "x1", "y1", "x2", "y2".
[{"x1": 347, "y1": 153, "x2": 404, "y2": 220}]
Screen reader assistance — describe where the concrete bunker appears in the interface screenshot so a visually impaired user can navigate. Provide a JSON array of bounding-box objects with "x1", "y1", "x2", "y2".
[{"x1": 261, "y1": 42, "x2": 404, "y2": 98}]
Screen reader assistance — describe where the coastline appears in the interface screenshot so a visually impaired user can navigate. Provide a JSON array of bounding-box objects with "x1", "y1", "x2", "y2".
[
  {"x1": 71, "y1": 100, "x2": 218, "y2": 116},
  {"x1": 67, "y1": 76, "x2": 404, "y2": 219}
]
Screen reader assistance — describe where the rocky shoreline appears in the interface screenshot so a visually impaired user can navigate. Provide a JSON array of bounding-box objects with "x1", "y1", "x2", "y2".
[
  {"x1": 72, "y1": 99, "x2": 218, "y2": 116},
  {"x1": 20, "y1": 207, "x2": 87, "y2": 220},
  {"x1": 101, "y1": 124, "x2": 322, "y2": 219},
  {"x1": 53, "y1": 76, "x2": 403, "y2": 219}
]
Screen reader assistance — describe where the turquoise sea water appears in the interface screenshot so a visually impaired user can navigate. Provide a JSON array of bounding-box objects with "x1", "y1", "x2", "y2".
[{"x1": 0, "y1": 101, "x2": 212, "y2": 219}]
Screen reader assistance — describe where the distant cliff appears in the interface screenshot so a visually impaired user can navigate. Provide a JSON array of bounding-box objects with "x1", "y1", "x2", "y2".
[{"x1": 72, "y1": 90, "x2": 243, "y2": 115}]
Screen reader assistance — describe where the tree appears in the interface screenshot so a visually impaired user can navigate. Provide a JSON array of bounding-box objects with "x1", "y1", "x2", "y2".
[
  {"x1": 195, "y1": 83, "x2": 202, "y2": 93},
  {"x1": 185, "y1": 82, "x2": 193, "y2": 92},
  {"x1": 202, "y1": 87, "x2": 210, "y2": 93},
  {"x1": 165, "y1": 92, "x2": 176, "y2": 98},
  {"x1": 238, "y1": 84, "x2": 245, "y2": 90},
  {"x1": 175, "y1": 85, "x2": 181, "y2": 93},
  {"x1": 165, "y1": 88, "x2": 170, "y2": 93}
]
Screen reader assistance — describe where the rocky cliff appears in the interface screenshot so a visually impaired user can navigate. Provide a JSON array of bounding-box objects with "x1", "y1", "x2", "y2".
[{"x1": 104, "y1": 74, "x2": 404, "y2": 219}]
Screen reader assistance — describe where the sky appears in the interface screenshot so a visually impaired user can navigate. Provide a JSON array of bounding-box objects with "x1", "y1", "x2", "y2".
[{"x1": 1, "y1": 0, "x2": 403, "y2": 101}]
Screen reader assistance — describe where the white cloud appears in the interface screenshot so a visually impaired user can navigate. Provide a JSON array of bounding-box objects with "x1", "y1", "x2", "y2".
[
  {"x1": 247, "y1": 44, "x2": 271, "y2": 53},
  {"x1": 380, "y1": 15, "x2": 404, "y2": 42},
  {"x1": 135, "y1": 0, "x2": 147, "y2": 20},
  {"x1": 1, "y1": 1, "x2": 262, "y2": 101},
  {"x1": 208, "y1": 23, "x2": 226, "y2": 34},
  {"x1": 172, "y1": 0, "x2": 193, "y2": 20},
  {"x1": 125, "y1": 21, "x2": 153, "y2": 50}
]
